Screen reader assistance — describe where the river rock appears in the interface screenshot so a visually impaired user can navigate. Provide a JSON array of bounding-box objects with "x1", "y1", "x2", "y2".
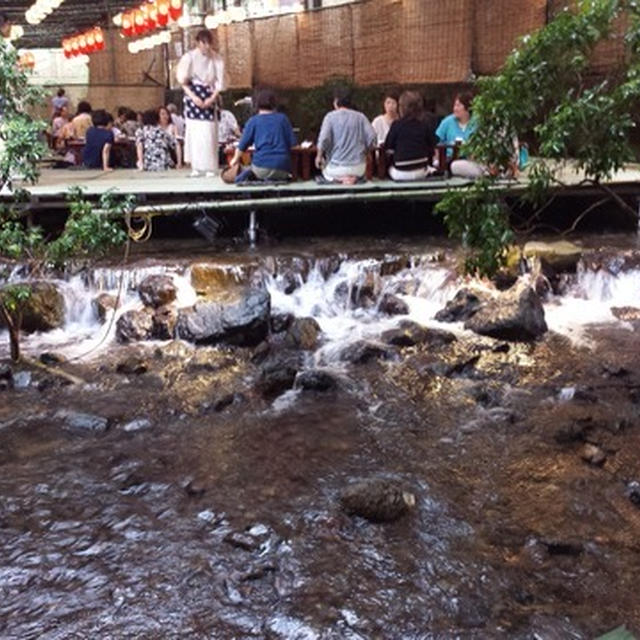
[
  {"x1": 176, "y1": 288, "x2": 270, "y2": 347},
  {"x1": 55, "y1": 409, "x2": 109, "y2": 433},
  {"x1": 351, "y1": 272, "x2": 381, "y2": 308},
  {"x1": 580, "y1": 443, "x2": 606, "y2": 466},
  {"x1": 0, "y1": 363, "x2": 13, "y2": 391},
  {"x1": 271, "y1": 312, "x2": 294, "y2": 334},
  {"x1": 435, "y1": 288, "x2": 489, "y2": 323},
  {"x1": 39, "y1": 352, "x2": 66, "y2": 365},
  {"x1": 92, "y1": 292, "x2": 118, "y2": 323},
  {"x1": 523, "y1": 240, "x2": 583, "y2": 272},
  {"x1": 257, "y1": 353, "x2": 301, "y2": 398},
  {"x1": 0, "y1": 282, "x2": 65, "y2": 333},
  {"x1": 138, "y1": 274, "x2": 177, "y2": 309},
  {"x1": 340, "y1": 340, "x2": 395, "y2": 364},
  {"x1": 381, "y1": 320, "x2": 456, "y2": 348},
  {"x1": 611, "y1": 306, "x2": 640, "y2": 322},
  {"x1": 340, "y1": 478, "x2": 416, "y2": 522},
  {"x1": 116, "y1": 309, "x2": 154, "y2": 342},
  {"x1": 295, "y1": 369, "x2": 339, "y2": 392},
  {"x1": 190, "y1": 261, "x2": 256, "y2": 295},
  {"x1": 464, "y1": 285, "x2": 547, "y2": 341},
  {"x1": 284, "y1": 317, "x2": 321, "y2": 350},
  {"x1": 379, "y1": 293, "x2": 409, "y2": 316},
  {"x1": 116, "y1": 356, "x2": 148, "y2": 375},
  {"x1": 152, "y1": 305, "x2": 177, "y2": 340}
]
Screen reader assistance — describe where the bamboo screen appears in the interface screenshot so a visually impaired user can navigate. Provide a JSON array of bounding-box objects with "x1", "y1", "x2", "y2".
[
  {"x1": 253, "y1": 15, "x2": 300, "y2": 87},
  {"x1": 163, "y1": 0, "x2": 632, "y2": 90},
  {"x1": 297, "y1": 6, "x2": 355, "y2": 87},
  {"x1": 218, "y1": 22, "x2": 253, "y2": 89},
  {"x1": 352, "y1": 0, "x2": 400, "y2": 85},
  {"x1": 398, "y1": 0, "x2": 473, "y2": 84},
  {"x1": 473, "y1": 0, "x2": 547, "y2": 75}
]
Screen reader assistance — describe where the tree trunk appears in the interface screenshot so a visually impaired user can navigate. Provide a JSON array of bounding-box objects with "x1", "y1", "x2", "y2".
[{"x1": 9, "y1": 324, "x2": 20, "y2": 362}]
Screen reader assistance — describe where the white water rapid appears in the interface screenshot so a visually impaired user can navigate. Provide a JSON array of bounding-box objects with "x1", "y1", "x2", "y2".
[{"x1": 1, "y1": 254, "x2": 639, "y2": 360}]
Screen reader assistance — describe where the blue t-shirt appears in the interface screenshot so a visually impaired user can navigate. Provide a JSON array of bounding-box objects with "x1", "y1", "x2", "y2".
[
  {"x1": 435, "y1": 114, "x2": 477, "y2": 156},
  {"x1": 83, "y1": 127, "x2": 114, "y2": 168},
  {"x1": 238, "y1": 112, "x2": 296, "y2": 172}
]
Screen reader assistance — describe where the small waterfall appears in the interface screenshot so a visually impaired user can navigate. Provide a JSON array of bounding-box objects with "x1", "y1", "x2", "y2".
[
  {"x1": 544, "y1": 263, "x2": 640, "y2": 338},
  {"x1": 2, "y1": 248, "x2": 639, "y2": 360}
]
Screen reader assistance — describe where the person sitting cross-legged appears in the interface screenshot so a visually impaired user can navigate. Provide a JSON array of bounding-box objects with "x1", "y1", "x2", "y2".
[
  {"x1": 229, "y1": 88, "x2": 296, "y2": 182},
  {"x1": 315, "y1": 86, "x2": 377, "y2": 185},
  {"x1": 384, "y1": 90, "x2": 437, "y2": 181}
]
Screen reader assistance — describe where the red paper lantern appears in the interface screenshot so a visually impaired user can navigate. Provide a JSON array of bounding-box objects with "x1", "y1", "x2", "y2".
[
  {"x1": 94, "y1": 27, "x2": 105, "y2": 50},
  {"x1": 122, "y1": 11, "x2": 134, "y2": 37},
  {"x1": 169, "y1": 0, "x2": 182, "y2": 21},
  {"x1": 78, "y1": 35, "x2": 88, "y2": 54},
  {"x1": 71, "y1": 36, "x2": 80, "y2": 55},
  {"x1": 134, "y1": 9, "x2": 145, "y2": 35},
  {"x1": 63, "y1": 39, "x2": 72, "y2": 58},
  {"x1": 148, "y1": 2, "x2": 158, "y2": 29},
  {"x1": 86, "y1": 31, "x2": 96, "y2": 53},
  {"x1": 157, "y1": 0, "x2": 169, "y2": 26}
]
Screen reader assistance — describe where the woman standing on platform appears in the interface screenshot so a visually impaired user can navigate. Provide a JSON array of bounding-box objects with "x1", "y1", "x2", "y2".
[{"x1": 176, "y1": 29, "x2": 225, "y2": 177}]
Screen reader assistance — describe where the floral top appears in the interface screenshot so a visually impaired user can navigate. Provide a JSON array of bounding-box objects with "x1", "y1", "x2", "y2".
[{"x1": 135, "y1": 125, "x2": 176, "y2": 171}]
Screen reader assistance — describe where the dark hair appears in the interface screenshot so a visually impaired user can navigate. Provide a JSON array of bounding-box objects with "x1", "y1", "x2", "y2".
[
  {"x1": 91, "y1": 109, "x2": 110, "y2": 127},
  {"x1": 195, "y1": 29, "x2": 213, "y2": 45},
  {"x1": 143, "y1": 109, "x2": 159, "y2": 126},
  {"x1": 52, "y1": 108, "x2": 63, "y2": 119},
  {"x1": 382, "y1": 91, "x2": 399, "y2": 111},
  {"x1": 399, "y1": 90, "x2": 424, "y2": 120},
  {"x1": 0, "y1": 13, "x2": 11, "y2": 27},
  {"x1": 454, "y1": 92, "x2": 474, "y2": 113},
  {"x1": 333, "y1": 86, "x2": 352, "y2": 108},
  {"x1": 77, "y1": 101, "x2": 92, "y2": 115},
  {"x1": 57, "y1": 88, "x2": 65, "y2": 97},
  {"x1": 255, "y1": 88, "x2": 276, "y2": 111},
  {"x1": 126, "y1": 108, "x2": 137, "y2": 121},
  {"x1": 117, "y1": 106, "x2": 129, "y2": 118}
]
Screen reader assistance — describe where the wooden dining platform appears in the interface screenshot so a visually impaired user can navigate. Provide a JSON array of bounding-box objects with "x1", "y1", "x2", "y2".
[{"x1": 5, "y1": 162, "x2": 640, "y2": 220}]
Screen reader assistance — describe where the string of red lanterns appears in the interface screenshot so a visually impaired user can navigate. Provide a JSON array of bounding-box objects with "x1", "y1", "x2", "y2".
[
  {"x1": 62, "y1": 27, "x2": 105, "y2": 58},
  {"x1": 118, "y1": 0, "x2": 183, "y2": 38}
]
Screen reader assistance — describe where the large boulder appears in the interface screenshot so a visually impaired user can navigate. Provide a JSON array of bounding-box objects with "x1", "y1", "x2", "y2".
[
  {"x1": 176, "y1": 288, "x2": 270, "y2": 347},
  {"x1": 138, "y1": 275, "x2": 176, "y2": 309},
  {"x1": 523, "y1": 240, "x2": 583, "y2": 272},
  {"x1": 1, "y1": 282, "x2": 65, "y2": 333},
  {"x1": 464, "y1": 285, "x2": 547, "y2": 341},
  {"x1": 116, "y1": 309, "x2": 154, "y2": 342}
]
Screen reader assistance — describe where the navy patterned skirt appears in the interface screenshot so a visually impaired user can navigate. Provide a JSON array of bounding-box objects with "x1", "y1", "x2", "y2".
[{"x1": 183, "y1": 82, "x2": 215, "y2": 121}]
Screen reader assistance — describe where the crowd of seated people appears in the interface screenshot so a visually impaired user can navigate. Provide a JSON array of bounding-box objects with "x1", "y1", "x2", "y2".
[{"x1": 43, "y1": 84, "x2": 502, "y2": 183}]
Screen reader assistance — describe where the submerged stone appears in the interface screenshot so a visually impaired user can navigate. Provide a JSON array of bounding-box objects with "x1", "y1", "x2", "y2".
[
  {"x1": 55, "y1": 409, "x2": 109, "y2": 433},
  {"x1": 340, "y1": 340, "x2": 395, "y2": 364},
  {"x1": 340, "y1": 478, "x2": 415, "y2": 522},
  {"x1": 378, "y1": 293, "x2": 409, "y2": 316},
  {"x1": 295, "y1": 369, "x2": 338, "y2": 392}
]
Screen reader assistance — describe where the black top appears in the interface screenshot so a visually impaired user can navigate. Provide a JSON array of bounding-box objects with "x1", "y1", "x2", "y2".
[
  {"x1": 384, "y1": 115, "x2": 437, "y2": 170},
  {"x1": 82, "y1": 127, "x2": 114, "y2": 168}
]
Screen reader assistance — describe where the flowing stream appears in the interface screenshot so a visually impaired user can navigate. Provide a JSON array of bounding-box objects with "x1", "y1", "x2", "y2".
[{"x1": 1, "y1": 236, "x2": 639, "y2": 638}]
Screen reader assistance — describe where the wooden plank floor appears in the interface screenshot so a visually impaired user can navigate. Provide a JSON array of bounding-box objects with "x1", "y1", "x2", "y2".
[{"x1": 3, "y1": 162, "x2": 640, "y2": 209}]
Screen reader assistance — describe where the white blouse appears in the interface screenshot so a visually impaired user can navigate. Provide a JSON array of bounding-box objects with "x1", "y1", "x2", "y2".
[{"x1": 176, "y1": 48, "x2": 225, "y2": 91}]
